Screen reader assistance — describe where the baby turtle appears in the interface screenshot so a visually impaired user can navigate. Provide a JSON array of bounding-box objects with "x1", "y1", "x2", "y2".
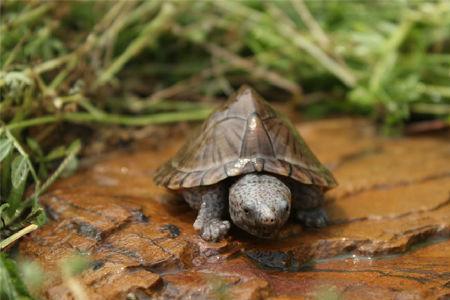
[{"x1": 154, "y1": 85, "x2": 337, "y2": 241}]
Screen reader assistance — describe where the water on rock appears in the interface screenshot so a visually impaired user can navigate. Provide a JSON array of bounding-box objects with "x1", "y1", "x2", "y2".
[{"x1": 19, "y1": 118, "x2": 450, "y2": 299}]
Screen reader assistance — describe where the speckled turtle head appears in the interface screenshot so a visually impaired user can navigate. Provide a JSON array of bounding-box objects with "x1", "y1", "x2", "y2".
[{"x1": 229, "y1": 174, "x2": 291, "y2": 238}]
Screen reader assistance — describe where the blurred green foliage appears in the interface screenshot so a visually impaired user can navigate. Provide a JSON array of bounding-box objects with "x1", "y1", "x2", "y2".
[
  {"x1": 0, "y1": 252, "x2": 90, "y2": 299},
  {"x1": 0, "y1": 0, "x2": 449, "y2": 295},
  {"x1": 0, "y1": 253, "x2": 36, "y2": 300},
  {"x1": 2, "y1": 1, "x2": 449, "y2": 131}
]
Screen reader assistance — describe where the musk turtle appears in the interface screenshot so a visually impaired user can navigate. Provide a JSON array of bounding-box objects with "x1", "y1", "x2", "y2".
[{"x1": 154, "y1": 85, "x2": 337, "y2": 241}]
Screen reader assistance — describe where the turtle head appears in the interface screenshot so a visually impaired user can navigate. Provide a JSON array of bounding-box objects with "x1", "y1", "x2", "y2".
[{"x1": 229, "y1": 174, "x2": 291, "y2": 238}]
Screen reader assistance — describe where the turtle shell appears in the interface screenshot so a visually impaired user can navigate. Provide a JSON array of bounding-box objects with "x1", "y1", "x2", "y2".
[{"x1": 154, "y1": 85, "x2": 337, "y2": 190}]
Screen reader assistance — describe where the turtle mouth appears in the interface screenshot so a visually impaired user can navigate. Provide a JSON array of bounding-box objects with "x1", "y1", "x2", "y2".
[
  {"x1": 259, "y1": 230, "x2": 277, "y2": 239},
  {"x1": 233, "y1": 219, "x2": 280, "y2": 238},
  {"x1": 246, "y1": 224, "x2": 281, "y2": 239}
]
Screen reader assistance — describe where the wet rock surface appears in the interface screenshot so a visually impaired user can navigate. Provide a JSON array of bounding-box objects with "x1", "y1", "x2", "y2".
[{"x1": 19, "y1": 118, "x2": 450, "y2": 299}]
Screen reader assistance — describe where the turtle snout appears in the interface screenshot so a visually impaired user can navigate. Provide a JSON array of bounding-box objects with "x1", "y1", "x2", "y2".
[
  {"x1": 258, "y1": 200, "x2": 290, "y2": 228},
  {"x1": 261, "y1": 215, "x2": 276, "y2": 225}
]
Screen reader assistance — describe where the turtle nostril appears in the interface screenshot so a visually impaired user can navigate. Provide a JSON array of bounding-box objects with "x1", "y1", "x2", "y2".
[{"x1": 263, "y1": 218, "x2": 275, "y2": 224}]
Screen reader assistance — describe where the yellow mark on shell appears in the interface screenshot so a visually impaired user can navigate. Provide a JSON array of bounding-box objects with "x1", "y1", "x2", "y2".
[
  {"x1": 228, "y1": 158, "x2": 251, "y2": 176},
  {"x1": 248, "y1": 115, "x2": 258, "y2": 130},
  {"x1": 228, "y1": 157, "x2": 265, "y2": 175}
]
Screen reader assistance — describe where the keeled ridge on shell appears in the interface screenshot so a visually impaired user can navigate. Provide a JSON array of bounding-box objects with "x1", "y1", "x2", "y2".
[{"x1": 154, "y1": 85, "x2": 337, "y2": 190}]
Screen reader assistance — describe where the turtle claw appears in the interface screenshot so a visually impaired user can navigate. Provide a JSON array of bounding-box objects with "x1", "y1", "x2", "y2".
[
  {"x1": 193, "y1": 217, "x2": 203, "y2": 231},
  {"x1": 199, "y1": 219, "x2": 230, "y2": 242},
  {"x1": 296, "y1": 208, "x2": 328, "y2": 228}
]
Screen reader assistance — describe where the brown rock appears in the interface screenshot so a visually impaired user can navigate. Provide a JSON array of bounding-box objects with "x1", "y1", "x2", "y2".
[{"x1": 19, "y1": 118, "x2": 450, "y2": 299}]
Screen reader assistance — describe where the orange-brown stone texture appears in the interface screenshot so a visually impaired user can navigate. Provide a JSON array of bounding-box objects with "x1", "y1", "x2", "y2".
[{"x1": 19, "y1": 118, "x2": 450, "y2": 299}]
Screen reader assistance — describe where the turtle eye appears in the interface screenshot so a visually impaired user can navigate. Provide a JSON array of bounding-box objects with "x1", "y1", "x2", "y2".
[
  {"x1": 244, "y1": 208, "x2": 250, "y2": 214},
  {"x1": 286, "y1": 206, "x2": 289, "y2": 212}
]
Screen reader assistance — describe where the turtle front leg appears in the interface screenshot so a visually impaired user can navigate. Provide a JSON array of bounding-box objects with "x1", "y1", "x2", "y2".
[
  {"x1": 182, "y1": 184, "x2": 230, "y2": 242},
  {"x1": 291, "y1": 184, "x2": 328, "y2": 228}
]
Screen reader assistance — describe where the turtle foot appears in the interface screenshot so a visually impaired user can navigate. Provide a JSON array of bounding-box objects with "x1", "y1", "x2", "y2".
[
  {"x1": 296, "y1": 208, "x2": 328, "y2": 228},
  {"x1": 198, "y1": 219, "x2": 230, "y2": 242},
  {"x1": 193, "y1": 217, "x2": 203, "y2": 231}
]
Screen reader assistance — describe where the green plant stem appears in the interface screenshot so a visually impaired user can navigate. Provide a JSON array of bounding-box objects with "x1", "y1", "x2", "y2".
[
  {"x1": 369, "y1": 14, "x2": 415, "y2": 93},
  {"x1": 291, "y1": 0, "x2": 330, "y2": 49},
  {"x1": 31, "y1": 141, "x2": 81, "y2": 199},
  {"x1": 5, "y1": 109, "x2": 212, "y2": 131},
  {"x1": 2, "y1": 141, "x2": 81, "y2": 230},
  {"x1": 3, "y1": 34, "x2": 29, "y2": 69},
  {"x1": 31, "y1": 54, "x2": 73, "y2": 74},
  {"x1": 419, "y1": 84, "x2": 450, "y2": 98},
  {"x1": 0, "y1": 224, "x2": 38, "y2": 250},
  {"x1": 96, "y1": 2, "x2": 176, "y2": 85},
  {"x1": 110, "y1": 98, "x2": 210, "y2": 113},
  {"x1": 4, "y1": 130, "x2": 41, "y2": 189},
  {"x1": 204, "y1": 43, "x2": 302, "y2": 95},
  {"x1": 61, "y1": 109, "x2": 212, "y2": 125},
  {"x1": 0, "y1": 3, "x2": 53, "y2": 33},
  {"x1": 268, "y1": 5, "x2": 357, "y2": 87},
  {"x1": 217, "y1": 0, "x2": 356, "y2": 87},
  {"x1": 48, "y1": 56, "x2": 78, "y2": 90},
  {"x1": 411, "y1": 103, "x2": 450, "y2": 115},
  {"x1": 92, "y1": 0, "x2": 130, "y2": 33}
]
